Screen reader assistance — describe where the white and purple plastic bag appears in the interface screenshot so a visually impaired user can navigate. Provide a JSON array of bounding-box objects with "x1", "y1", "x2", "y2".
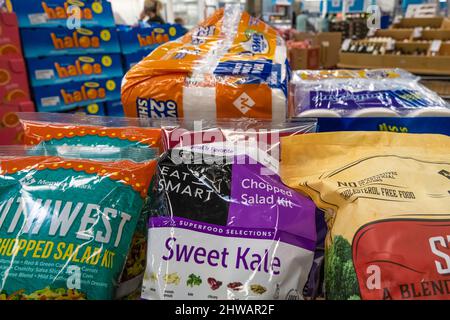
[
  {"x1": 290, "y1": 69, "x2": 450, "y2": 118},
  {"x1": 141, "y1": 144, "x2": 317, "y2": 300}
]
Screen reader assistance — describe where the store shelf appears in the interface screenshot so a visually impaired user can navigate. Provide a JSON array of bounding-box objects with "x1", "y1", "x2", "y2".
[{"x1": 339, "y1": 52, "x2": 450, "y2": 76}]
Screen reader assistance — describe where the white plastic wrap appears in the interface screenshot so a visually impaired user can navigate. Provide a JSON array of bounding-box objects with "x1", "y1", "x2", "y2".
[
  {"x1": 122, "y1": 5, "x2": 290, "y2": 121},
  {"x1": 291, "y1": 69, "x2": 450, "y2": 118}
]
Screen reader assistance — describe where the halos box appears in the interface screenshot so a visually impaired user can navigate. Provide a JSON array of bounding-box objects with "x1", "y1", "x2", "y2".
[
  {"x1": 10, "y1": 0, "x2": 115, "y2": 28},
  {"x1": 105, "y1": 100, "x2": 124, "y2": 117},
  {"x1": 27, "y1": 53, "x2": 123, "y2": 87},
  {"x1": 21, "y1": 27, "x2": 120, "y2": 58},
  {"x1": 122, "y1": 50, "x2": 152, "y2": 71},
  {"x1": 33, "y1": 77, "x2": 121, "y2": 112},
  {"x1": 118, "y1": 24, "x2": 186, "y2": 55},
  {"x1": 67, "y1": 102, "x2": 106, "y2": 116}
]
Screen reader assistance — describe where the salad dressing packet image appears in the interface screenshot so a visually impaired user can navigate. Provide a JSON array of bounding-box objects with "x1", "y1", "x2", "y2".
[
  {"x1": 280, "y1": 131, "x2": 450, "y2": 300},
  {"x1": 0, "y1": 146, "x2": 157, "y2": 300},
  {"x1": 142, "y1": 143, "x2": 317, "y2": 300}
]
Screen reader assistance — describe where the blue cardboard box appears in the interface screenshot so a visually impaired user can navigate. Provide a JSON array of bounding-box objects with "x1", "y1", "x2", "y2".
[
  {"x1": 105, "y1": 99, "x2": 124, "y2": 117},
  {"x1": 122, "y1": 49, "x2": 152, "y2": 71},
  {"x1": 21, "y1": 27, "x2": 120, "y2": 58},
  {"x1": 118, "y1": 24, "x2": 185, "y2": 55},
  {"x1": 27, "y1": 53, "x2": 123, "y2": 87},
  {"x1": 10, "y1": 0, "x2": 115, "y2": 28},
  {"x1": 66, "y1": 102, "x2": 106, "y2": 115},
  {"x1": 33, "y1": 77, "x2": 121, "y2": 112}
]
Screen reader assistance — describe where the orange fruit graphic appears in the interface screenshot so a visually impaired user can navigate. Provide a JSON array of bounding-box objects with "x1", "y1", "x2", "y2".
[
  {"x1": 5, "y1": 89, "x2": 27, "y2": 102},
  {"x1": 2, "y1": 112, "x2": 19, "y2": 128},
  {"x1": 87, "y1": 88, "x2": 97, "y2": 99},
  {"x1": 0, "y1": 44, "x2": 19, "y2": 55},
  {"x1": 0, "y1": 69, "x2": 10, "y2": 86},
  {"x1": 81, "y1": 63, "x2": 93, "y2": 75}
]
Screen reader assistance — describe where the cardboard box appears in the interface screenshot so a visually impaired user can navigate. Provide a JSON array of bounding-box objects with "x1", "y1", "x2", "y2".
[
  {"x1": 10, "y1": 0, "x2": 115, "y2": 28},
  {"x1": 422, "y1": 30, "x2": 450, "y2": 41},
  {"x1": 0, "y1": 56, "x2": 30, "y2": 104},
  {"x1": 439, "y1": 43, "x2": 450, "y2": 56},
  {"x1": 67, "y1": 102, "x2": 106, "y2": 116},
  {"x1": 32, "y1": 77, "x2": 122, "y2": 112},
  {"x1": 392, "y1": 17, "x2": 445, "y2": 29},
  {"x1": 420, "y1": 80, "x2": 450, "y2": 97},
  {"x1": 293, "y1": 32, "x2": 342, "y2": 68},
  {"x1": 118, "y1": 24, "x2": 186, "y2": 55},
  {"x1": 339, "y1": 52, "x2": 450, "y2": 76},
  {"x1": 289, "y1": 46, "x2": 320, "y2": 70},
  {"x1": 105, "y1": 100, "x2": 124, "y2": 117},
  {"x1": 375, "y1": 29, "x2": 413, "y2": 40},
  {"x1": 0, "y1": 100, "x2": 35, "y2": 145},
  {"x1": 21, "y1": 27, "x2": 121, "y2": 58},
  {"x1": 122, "y1": 50, "x2": 152, "y2": 71},
  {"x1": 0, "y1": 12, "x2": 22, "y2": 57},
  {"x1": 27, "y1": 53, "x2": 123, "y2": 87}
]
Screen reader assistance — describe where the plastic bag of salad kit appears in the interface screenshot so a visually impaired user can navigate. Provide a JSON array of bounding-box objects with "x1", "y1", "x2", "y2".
[
  {"x1": 18, "y1": 112, "x2": 162, "y2": 299},
  {"x1": 19, "y1": 113, "x2": 163, "y2": 151},
  {"x1": 160, "y1": 118, "x2": 317, "y2": 174},
  {"x1": 0, "y1": 146, "x2": 157, "y2": 300},
  {"x1": 141, "y1": 143, "x2": 317, "y2": 300},
  {"x1": 281, "y1": 131, "x2": 450, "y2": 300},
  {"x1": 290, "y1": 69, "x2": 450, "y2": 118}
]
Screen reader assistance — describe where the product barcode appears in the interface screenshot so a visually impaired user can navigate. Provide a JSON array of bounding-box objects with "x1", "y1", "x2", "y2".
[
  {"x1": 41, "y1": 97, "x2": 61, "y2": 107},
  {"x1": 28, "y1": 13, "x2": 48, "y2": 25},
  {"x1": 35, "y1": 70, "x2": 55, "y2": 80}
]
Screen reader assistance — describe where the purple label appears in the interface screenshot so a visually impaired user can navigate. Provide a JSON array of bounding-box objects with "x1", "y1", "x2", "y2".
[
  {"x1": 228, "y1": 161, "x2": 317, "y2": 247},
  {"x1": 150, "y1": 216, "x2": 316, "y2": 251},
  {"x1": 152, "y1": 153, "x2": 317, "y2": 253},
  {"x1": 309, "y1": 89, "x2": 431, "y2": 110}
]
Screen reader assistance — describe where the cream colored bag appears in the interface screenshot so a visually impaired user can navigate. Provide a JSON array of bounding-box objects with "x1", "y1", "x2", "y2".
[{"x1": 280, "y1": 131, "x2": 450, "y2": 300}]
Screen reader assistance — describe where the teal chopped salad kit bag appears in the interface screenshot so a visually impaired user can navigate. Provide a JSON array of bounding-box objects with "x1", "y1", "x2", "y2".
[{"x1": 0, "y1": 146, "x2": 157, "y2": 300}]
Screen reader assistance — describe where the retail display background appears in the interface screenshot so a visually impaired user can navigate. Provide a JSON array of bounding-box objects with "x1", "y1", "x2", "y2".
[{"x1": 0, "y1": 0, "x2": 449, "y2": 303}]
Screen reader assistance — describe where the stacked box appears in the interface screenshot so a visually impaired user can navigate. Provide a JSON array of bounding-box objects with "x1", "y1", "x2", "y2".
[
  {"x1": 11, "y1": 0, "x2": 115, "y2": 28},
  {"x1": 107, "y1": 24, "x2": 186, "y2": 117},
  {"x1": 20, "y1": 27, "x2": 121, "y2": 58},
  {"x1": 33, "y1": 77, "x2": 121, "y2": 112},
  {"x1": 27, "y1": 53, "x2": 123, "y2": 86},
  {"x1": 118, "y1": 24, "x2": 186, "y2": 71},
  {"x1": 0, "y1": 101, "x2": 35, "y2": 145},
  {"x1": 0, "y1": 56, "x2": 30, "y2": 104},
  {"x1": 10, "y1": 0, "x2": 123, "y2": 114},
  {"x1": 0, "y1": 11, "x2": 23, "y2": 57},
  {"x1": 105, "y1": 99, "x2": 124, "y2": 117},
  {"x1": 0, "y1": 11, "x2": 35, "y2": 144}
]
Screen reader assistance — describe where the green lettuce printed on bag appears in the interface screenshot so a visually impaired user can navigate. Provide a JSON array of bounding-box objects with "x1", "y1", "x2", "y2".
[{"x1": 0, "y1": 148, "x2": 156, "y2": 300}]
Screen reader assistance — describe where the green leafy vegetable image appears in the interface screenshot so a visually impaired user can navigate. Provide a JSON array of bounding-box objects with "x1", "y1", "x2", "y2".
[
  {"x1": 186, "y1": 274, "x2": 202, "y2": 287},
  {"x1": 325, "y1": 235, "x2": 361, "y2": 300}
]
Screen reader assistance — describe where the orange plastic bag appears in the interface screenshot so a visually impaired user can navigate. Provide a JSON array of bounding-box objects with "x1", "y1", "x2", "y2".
[{"x1": 122, "y1": 5, "x2": 289, "y2": 121}]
